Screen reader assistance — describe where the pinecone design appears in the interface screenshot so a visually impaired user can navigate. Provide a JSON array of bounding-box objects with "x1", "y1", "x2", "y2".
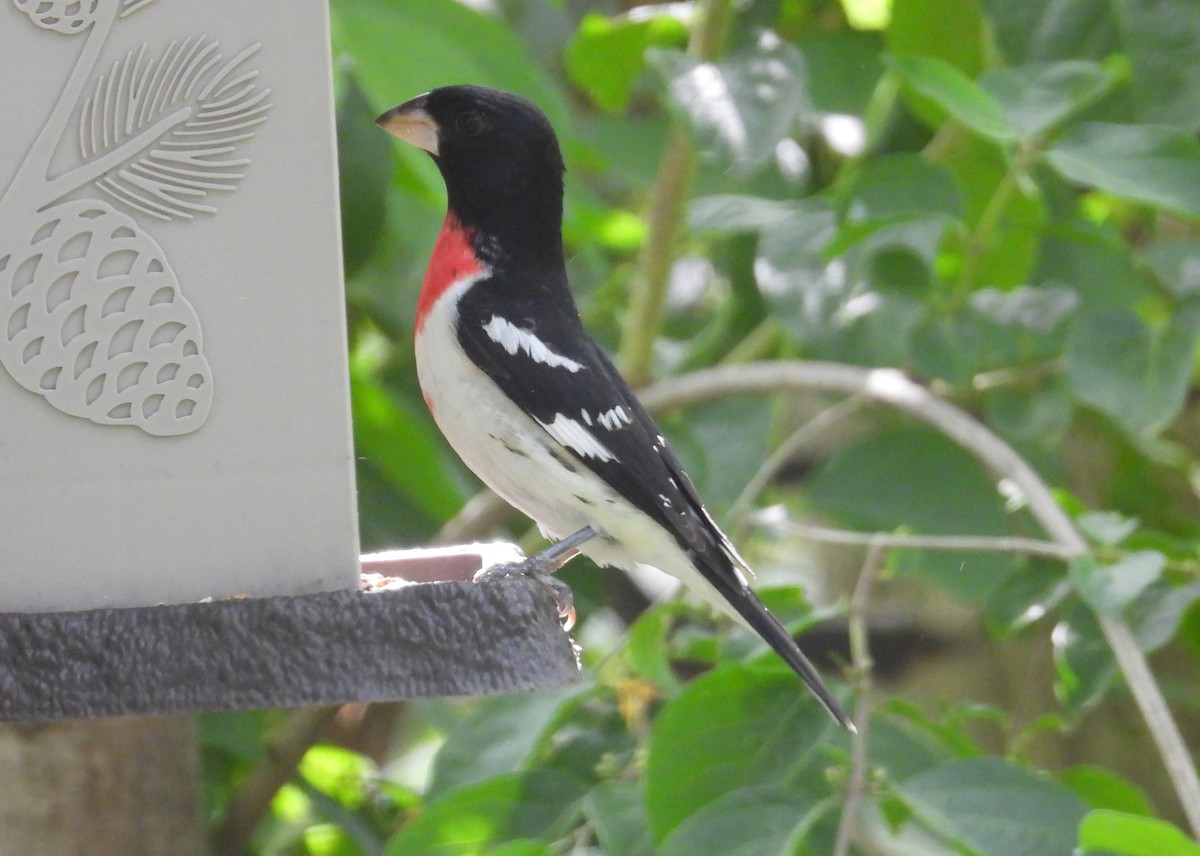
[
  {"x1": 0, "y1": 199, "x2": 213, "y2": 436},
  {"x1": 11, "y1": 0, "x2": 102, "y2": 34}
]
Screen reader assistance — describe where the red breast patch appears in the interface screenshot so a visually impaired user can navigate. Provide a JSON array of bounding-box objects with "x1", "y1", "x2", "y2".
[{"x1": 415, "y1": 212, "x2": 484, "y2": 335}]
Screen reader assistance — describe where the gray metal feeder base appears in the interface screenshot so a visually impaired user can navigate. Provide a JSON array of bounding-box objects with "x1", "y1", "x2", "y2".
[{"x1": 0, "y1": 547, "x2": 580, "y2": 722}]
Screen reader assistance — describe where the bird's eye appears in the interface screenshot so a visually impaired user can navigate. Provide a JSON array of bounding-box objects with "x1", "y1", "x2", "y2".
[{"x1": 456, "y1": 111, "x2": 489, "y2": 138}]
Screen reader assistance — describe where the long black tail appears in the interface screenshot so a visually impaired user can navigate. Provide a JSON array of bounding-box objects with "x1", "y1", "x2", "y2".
[{"x1": 705, "y1": 560, "x2": 856, "y2": 732}]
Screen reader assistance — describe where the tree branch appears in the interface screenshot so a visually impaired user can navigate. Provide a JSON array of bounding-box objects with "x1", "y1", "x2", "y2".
[{"x1": 756, "y1": 517, "x2": 1077, "y2": 562}]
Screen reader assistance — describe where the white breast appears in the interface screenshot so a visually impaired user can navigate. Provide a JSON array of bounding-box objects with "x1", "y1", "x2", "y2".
[{"x1": 414, "y1": 277, "x2": 683, "y2": 577}]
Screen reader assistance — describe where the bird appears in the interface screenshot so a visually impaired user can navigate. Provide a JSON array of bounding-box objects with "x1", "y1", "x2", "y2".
[{"x1": 377, "y1": 84, "x2": 853, "y2": 731}]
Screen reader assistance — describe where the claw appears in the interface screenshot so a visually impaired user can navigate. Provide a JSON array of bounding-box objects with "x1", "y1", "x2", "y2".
[
  {"x1": 473, "y1": 526, "x2": 597, "y2": 630},
  {"x1": 475, "y1": 558, "x2": 576, "y2": 629}
]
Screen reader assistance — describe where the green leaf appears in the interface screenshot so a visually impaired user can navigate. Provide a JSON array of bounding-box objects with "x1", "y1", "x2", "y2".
[
  {"x1": 650, "y1": 33, "x2": 812, "y2": 173},
  {"x1": 747, "y1": 201, "x2": 847, "y2": 345},
  {"x1": 982, "y1": 557, "x2": 1070, "y2": 637},
  {"x1": 944, "y1": 135, "x2": 1045, "y2": 290},
  {"x1": 969, "y1": 286, "x2": 1078, "y2": 334},
  {"x1": 349, "y1": 370, "x2": 465, "y2": 522},
  {"x1": 332, "y1": 0, "x2": 565, "y2": 125},
  {"x1": 481, "y1": 842, "x2": 551, "y2": 856},
  {"x1": 1142, "y1": 239, "x2": 1200, "y2": 298},
  {"x1": 984, "y1": 0, "x2": 1106, "y2": 63},
  {"x1": 897, "y1": 758, "x2": 1088, "y2": 856},
  {"x1": 658, "y1": 786, "x2": 825, "y2": 856},
  {"x1": 565, "y1": 13, "x2": 686, "y2": 113},
  {"x1": 842, "y1": 153, "x2": 964, "y2": 222},
  {"x1": 859, "y1": 715, "x2": 955, "y2": 781},
  {"x1": 1069, "y1": 552, "x2": 1165, "y2": 617},
  {"x1": 1065, "y1": 304, "x2": 1200, "y2": 436},
  {"x1": 1057, "y1": 766, "x2": 1154, "y2": 816},
  {"x1": 582, "y1": 781, "x2": 654, "y2": 856},
  {"x1": 644, "y1": 663, "x2": 834, "y2": 841},
  {"x1": 798, "y1": 30, "x2": 886, "y2": 116},
  {"x1": 887, "y1": 54, "x2": 1013, "y2": 140},
  {"x1": 382, "y1": 771, "x2": 587, "y2": 856},
  {"x1": 1077, "y1": 511, "x2": 1140, "y2": 547},
  {"x1": 427, "y1": 685, "x2": 588, "y2": 800},
  {"x1": 887, "y1": 0, "x2": 986, "y2": 77},
  {"x1": 672, "y1": 397, "x2": 772, "y2": 513},
  {"x1": 1078, "y1": 809, "x2": 1200, "y2": 856},
  {"x1": 1129, "y1": 581, "x2": 1200, "y2": 651},
  {"x1": 1053, "y1": 600, "x2": 1118, "y2": 712},
  {"x1": 1047, "y1": 123, "x2": 1200, "y2": 217},
  {"x1": 988, "y1": 0, "x2": 1200, "y2": 131},
  {"x1": 980, "y1": 59, "x2": 1125, "y2": 139},
  {"x1": 1033, "y1": 223, "x2": 1147, "y2": 309},
  {"x1": 1054, "y1": 582, "x2": 1200, "y2": 711},
  {"x1": 299, "y1": 746, "x2": 371, "y2": 808},
  {"x1": 336, "y1": 70, "x2": 393, "y2": 277},
  {"x1": 805, "y1": 427, "x2": 1014, "y2": 605},
  {"x1": 624, "y1": 604, "x2": 686, "y2": 695},
  {"x1": 983, "y1": 378, "x2": 1075, "y2": 453},
  {"x1": 1114, "y1": 0, "x2": 1200, "y2": 131}
]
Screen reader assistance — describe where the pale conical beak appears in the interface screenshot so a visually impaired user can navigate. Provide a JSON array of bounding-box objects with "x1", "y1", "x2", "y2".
[{"x1": 376, "y1": 94, "x2": 439, "y2": 156}]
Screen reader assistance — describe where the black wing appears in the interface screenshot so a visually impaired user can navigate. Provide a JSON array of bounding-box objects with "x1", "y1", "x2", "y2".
[{"x1": 454, "y1": 270, "x2": 725, "y2": 561}]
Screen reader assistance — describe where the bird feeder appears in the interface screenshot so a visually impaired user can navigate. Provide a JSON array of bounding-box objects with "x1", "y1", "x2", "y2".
[{"x1": 0, "y1": 0, "x2": 577, "y2": 722}]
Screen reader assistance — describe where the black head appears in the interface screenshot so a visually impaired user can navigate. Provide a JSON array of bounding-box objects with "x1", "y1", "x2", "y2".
[{"x1": 377, "y1": 85, "x2": 565, "y2": 264}]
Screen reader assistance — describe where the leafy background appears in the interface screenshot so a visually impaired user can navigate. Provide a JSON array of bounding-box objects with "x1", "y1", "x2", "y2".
[{"x1": 204, "y1": 0, "x2": 1200, "y2": 854}]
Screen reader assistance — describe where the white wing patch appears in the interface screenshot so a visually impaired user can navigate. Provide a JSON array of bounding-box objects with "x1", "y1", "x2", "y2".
[
  {"x1": 482, "y1": 315, "x2": 584, "y2": 372},
  {"x1": 596, "y1": 405, "x2": 633, "y2": 431},
  {"x1": 537, "y1": 413, "x2": 617, "y2": 462}
]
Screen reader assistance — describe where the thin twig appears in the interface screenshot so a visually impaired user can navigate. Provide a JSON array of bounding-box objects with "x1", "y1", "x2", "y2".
[
  {"x1": 636, "y1": 361, "x2": 1200, "y2": 835},
  {"x1": 833, "y1": 539, "x2": 887, "y2": 856},
  {"x1": 758, "y1": 518, "x2": 1077, "y2": 562},
  {"x1": 728, "y1": 395, "x2": 869, "y2": 539}
]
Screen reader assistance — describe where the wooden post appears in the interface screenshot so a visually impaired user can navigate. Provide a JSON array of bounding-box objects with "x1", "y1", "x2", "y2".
[{"x1": 0, "y1": 717, "x2": 207, "y2": 856}]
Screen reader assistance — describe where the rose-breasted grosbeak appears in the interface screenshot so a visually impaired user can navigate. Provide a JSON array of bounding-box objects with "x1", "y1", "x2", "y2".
[{"x1": 378, "y1": 85, "x2": 852, "y2": 730}]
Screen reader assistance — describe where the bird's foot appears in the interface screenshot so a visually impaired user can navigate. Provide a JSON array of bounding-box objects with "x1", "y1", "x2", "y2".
[
  {"x1": 473, "y1": 526, "x2": 598, "y2": 631},
  {"x1": 476, "y1": 558, "x2": 576, "y2": 629}
]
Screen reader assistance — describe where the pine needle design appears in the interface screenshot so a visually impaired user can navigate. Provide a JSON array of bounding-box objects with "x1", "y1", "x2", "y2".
[
  {"x1": 79, "y1": 37, "x2": 272, "y2": 221},
  {"x1": 0, "y1": 0, "x2": 272, "y2": 436}
]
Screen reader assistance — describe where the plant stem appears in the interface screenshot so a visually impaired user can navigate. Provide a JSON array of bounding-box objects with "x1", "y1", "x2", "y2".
[
  {"x1": 616, "y1": 0, "x2": 733, "y2": 385},
  {"x1": 954, "y1": 146, "x2": 1031, "y2": 295},
  {"x1": 617, "y1": 127, "x2": 696, "y2": 385},
  {"x1": 639, "y1": 361, "x2": 1200, "y2": 834},
  {"x1": 721, "y1": 318, "x2": 782, "y2": 364},
  {"x1": 833, "y1": 539, "x2": 886, "y2": 856}
]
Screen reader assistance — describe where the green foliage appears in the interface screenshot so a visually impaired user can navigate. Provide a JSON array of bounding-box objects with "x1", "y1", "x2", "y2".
[
  {"x1": 202, "y1": 0, "x2": 1200, "y2": 853},
  {"x1": 897, "y1": 757, "x2": 1088, "y2": 856},
  {"x1": 644, "y1": 663, "x2": 834, "y2": 840},
  {"x1": 1078, "y1": 809, "x2": 1200, "y2": 856}
]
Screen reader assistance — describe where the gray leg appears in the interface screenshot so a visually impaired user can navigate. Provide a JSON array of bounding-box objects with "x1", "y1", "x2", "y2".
[{"x1": 474, "y1": 526, "x2": 598, "y2": 627}]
